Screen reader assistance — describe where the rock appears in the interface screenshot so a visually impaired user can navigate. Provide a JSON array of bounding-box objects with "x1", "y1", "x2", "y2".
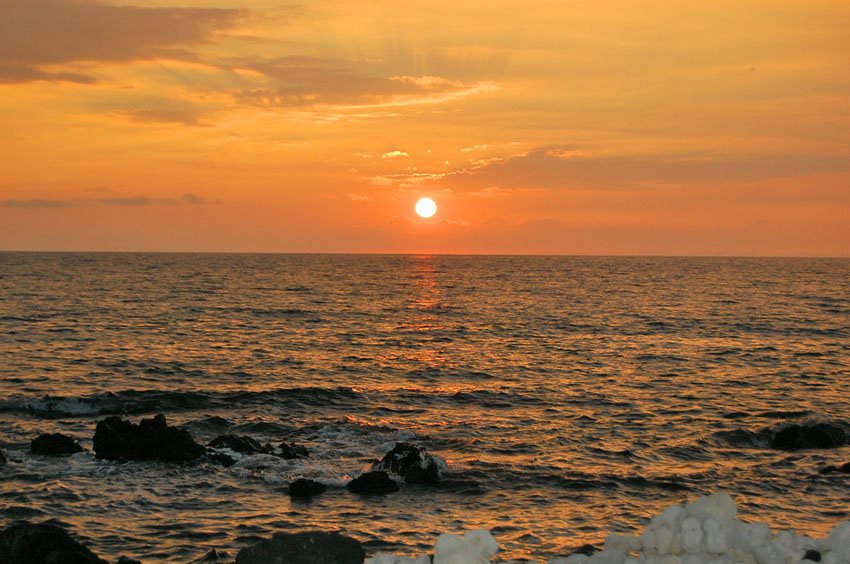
[
  {"x1": 116, "y1": 557, "x2": 142, "y2": 564},
  {"x1": 770, "y1": 422, "x2": 847, "y2": 450},
  {"x1": 206, "y1": 451, "x2": 238, "y2": 467},
  {"x1": 236, "y1": 531, "x2": 364, "y2": 564},
  {"x1": 0, "y1": 521, "x2": 107, "y2": 564},
  {"x1": 93, "y1": 414, "x2": 205, "y2": 462},
  {"x1": 819, "y1": 462, "x2": 850, "y2": 475},
  {"x1": 346, "y1": 471, "x2": 399, "y2": 495},
  {"x1": 31, "y1": 433, "x2": 84, "y2": 456},
  {"x1": 804, "y1": 548, "x2": 822, "y2": 562},
  {"x1": 208, "y1": 435, "x2": 272, "y2": 455},
  {"x1": 278, "y1": 442, "x2": 309, "y2": 460},
  {"x1": 0, "y1": 447, "x2": 6, "y2": 465},
  {"x1": 196, "y1": 548, "x2": 229, "y2": 561},
  {"x1": 570, "y1": 543, "x2": 599, "y2": 556},
  {"x1": 371, "y1": 442, "x2": 444, "y2": 483},
  {"x1": 288, "y1": 478, "x2": 326, "y2": 498}
]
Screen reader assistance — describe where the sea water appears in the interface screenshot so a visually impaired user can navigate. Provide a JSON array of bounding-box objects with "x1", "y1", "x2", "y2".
[{"x1": 0, "y1": 253, "x2": 848, "y2": 561}]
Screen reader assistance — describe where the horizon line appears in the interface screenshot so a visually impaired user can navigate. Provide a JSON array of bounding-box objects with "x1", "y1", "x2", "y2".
[{"x1": 1, "y1": 249, "x2": 848, "y2": 259}]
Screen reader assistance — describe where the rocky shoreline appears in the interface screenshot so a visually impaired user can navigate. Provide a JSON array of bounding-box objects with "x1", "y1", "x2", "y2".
[
  {"x1": 1, "y1": 415, "x2": 849, "y2": 563},
  {"x1": 2, "y1": 493, "x2": 849, "y2": 564}
]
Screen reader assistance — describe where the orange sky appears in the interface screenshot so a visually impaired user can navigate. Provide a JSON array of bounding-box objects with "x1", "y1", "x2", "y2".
[{"x1": 1, "y1": 0, "x2": 848, "y2": 255}]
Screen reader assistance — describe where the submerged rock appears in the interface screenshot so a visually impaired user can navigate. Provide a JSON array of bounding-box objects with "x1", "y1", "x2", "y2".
[
  {"x1": 568, "y1": 543, "x2": 599, "y2": 556},
  {"x1": 205, "y1": 450, "x2": 238, "y2": 467},
  {"x1": 771, "y1": 422, "x2": 847, "y2": 450},
  {"x1": 196, "y1": 548, "x2": 230, "y2": 561},
  {"x1": 371, "y1": 442, "x2": 445, "y2": 484},
  {"x1": 278, "y1": 442, "x2": 309, "y2": 460},
  {"x1": 93, "y1": 414, "x2": 205, "y2": 462},
  {"x1": 819, "y1": 461, "x2": 850, "y2": 475},
  {"x1": 288, "y1": 478, "x2": 326, "y2": 498},
  {"x1": 31, "y1": 433, "x2": 84, "y2": 456},
  {"x1": 208, "y1": 434, "x2": 272, "y2": 455},
  {"x1": 347, "y1": 471, "x2": 399, "y2": 494},
  {"x1": 236, "y1": 531, "x2": 364, "y2": 564},
  {"x1": 804, "y1": 548, "x2": 823, "y2": 562},
  {"x1": 0, "y1": 521, "x2": 107, "y2": 564},
  {"x1": 116, "y1": 557, "x2": 142, "y2": 564}
]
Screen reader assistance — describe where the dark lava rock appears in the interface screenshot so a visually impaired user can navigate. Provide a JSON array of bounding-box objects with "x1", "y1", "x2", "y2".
[
  {"x1": 0, "y1": 521, "x2": 107, "y2": 564},
  {"x1": 206, "y1": 450, "x2": 238, "y2": 467},
  {"x1": 31, "y1": 433, "x2": 84, "y2": 456},
  {"x1": 570, "y1": 543, "x2": 600, "y2": 556},
  {"x1": 771, "y1": 422, "x2": 847, "y2": 451},
  {"x1": 372, "y1": 442, "x2": 442, "y2": 483},
  {"x1": 236, "y1": 531, "x2": 364, "y2": 564},
  {"x1": 196, "y1": 548, "x2": 229, "y2": 561},
  {"x1": 819, "y1": 461, "x2": 850, "y2": 475},
  {"x1": 804, "y1": 549, "x2": 822, "y2": 562},
  {"x1": 278, "y1": 442, "x2": 309, "y2": 460},
  {"x1": 93, "y1": 414, "x2": 205, "y2": 462},
  {"x1": 116, "y1": 557, "x2": 142, "y2": 564},
  {"x1": 0, "y1": 447, "x2": 6, "y2": 465},
  {"x1": 208, "y1": 434, "x2": 272, "y2": 455},
  {"x1": 288, "y1": 478, "x2": 326, "y2": 498},
  {"x1": 346, "y1": 471, "x2": 399, "y2": 494}
]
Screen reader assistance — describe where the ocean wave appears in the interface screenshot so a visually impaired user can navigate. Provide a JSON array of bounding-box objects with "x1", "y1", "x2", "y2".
[
  {"x1": 712, "y1": 418, "x2": 849, "y2": 450},
  {"x1": 0, "y1": 386, "x2": 362, "y2": 419}
]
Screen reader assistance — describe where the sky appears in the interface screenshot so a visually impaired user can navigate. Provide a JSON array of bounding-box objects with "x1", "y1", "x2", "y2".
[{"x1": 1, "y1": 0, "x2": 849, "y2": 255}]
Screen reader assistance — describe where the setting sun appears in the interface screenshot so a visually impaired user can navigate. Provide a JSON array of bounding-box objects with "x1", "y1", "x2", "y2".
[{"x1": 415, "y1": 197, "x2": 437, "y2": 219}]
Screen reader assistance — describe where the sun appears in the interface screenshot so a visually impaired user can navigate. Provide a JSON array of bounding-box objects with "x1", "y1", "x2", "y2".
[{"x1": 415, "y1": 197, "x2": 437, "y2": 218}]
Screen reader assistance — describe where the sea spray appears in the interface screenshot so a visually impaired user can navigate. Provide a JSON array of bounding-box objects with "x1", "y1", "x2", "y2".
[{"x1": 366, "y1": 493, "x2": 850, "y2": 564}]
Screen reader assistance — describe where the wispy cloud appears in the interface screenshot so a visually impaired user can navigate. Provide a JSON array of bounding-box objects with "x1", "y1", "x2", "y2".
[
  {"x1": 442, "y1": 147, "x2": 850, "y2": 191},
  {"x1": 1, "y1": 198, "x2": 73, "y2": 208},
  {"x1": 227, "y1": 56, "x2": 496, "y2": 110},
  {"x1": 2, "y1": 193, "x2": 215, "y2": 208},
  {"x1": 182, "y1": 193, "x2": 209, "y2": 205},
  {"x1": 115, "y1": 109, "x2": 206, "y2": 127}
]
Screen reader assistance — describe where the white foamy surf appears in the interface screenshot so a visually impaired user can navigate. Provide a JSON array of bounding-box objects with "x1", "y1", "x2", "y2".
[{"x1": 366, "y1": 493, "x2": 850, "y2": 564}]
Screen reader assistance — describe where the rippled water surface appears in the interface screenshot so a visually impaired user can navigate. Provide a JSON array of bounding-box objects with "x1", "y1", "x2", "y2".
[{"x1": 1, "y1": 253, "x2": 848, "y2": 561}]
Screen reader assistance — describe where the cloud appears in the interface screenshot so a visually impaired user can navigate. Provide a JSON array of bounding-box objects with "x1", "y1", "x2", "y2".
[
  {"x1": 100, "y1": 196, "x2": 157, "y2": 206},
  {"x1": 381, "y1": 151, "x2": 409, "y2": 159},
  {"x1": 116, "y1": 109, "x2": 205, "y2": 127},
  {"x1": 0, "y1": 0, "x2": 245, "y2": 83},
  {"x1": 0, "y1": 64, "x2": 96, "y2": 85},
  {"x1": 2, "y1": 193, "x2": 214, "y2": 208},
  {"x1": 182, "y1": 193, "x2": 209, "y2": 204},
  {"x1": 1, "y1": 198, "x2": 73, "y2": 208},
  {"x1": 443, "y1": 148, "x2": 850, "y2": 191},
  {"x1": 229, "y1": 56, "x2": 493, "y2": 109}
]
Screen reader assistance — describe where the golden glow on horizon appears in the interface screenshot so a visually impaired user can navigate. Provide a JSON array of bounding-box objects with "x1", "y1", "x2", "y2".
[
  {"x1": 0, "y1": 0, "x2": 848, "y2": 255},
  {"x1": 415, "y1": 197, "x2": 438, "y2": 219}
]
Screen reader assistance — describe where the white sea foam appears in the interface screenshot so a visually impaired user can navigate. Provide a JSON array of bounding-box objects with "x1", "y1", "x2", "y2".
[{"x1": 366, "y1": 493, "x2": 850, "y2": 564}]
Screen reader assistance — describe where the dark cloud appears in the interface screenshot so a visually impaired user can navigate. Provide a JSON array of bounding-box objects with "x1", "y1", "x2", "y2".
[
  {"x1": 1, "y1": 199, "x2": 73, "y2": 208},
  {"x1": 0, "y1": 64, "x2": 96, "y2": 84},
  {"x1": 0, "y1": 0, "x2": 245, "y2": 83},
  {"x1": 445, "y1": 148, "x2": 850, "y2": 191}
]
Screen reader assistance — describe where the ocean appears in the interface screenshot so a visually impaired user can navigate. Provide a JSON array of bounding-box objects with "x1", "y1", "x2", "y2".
[{"x1": 0, "y1": 253, "x2": 848, "y2": 562}]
